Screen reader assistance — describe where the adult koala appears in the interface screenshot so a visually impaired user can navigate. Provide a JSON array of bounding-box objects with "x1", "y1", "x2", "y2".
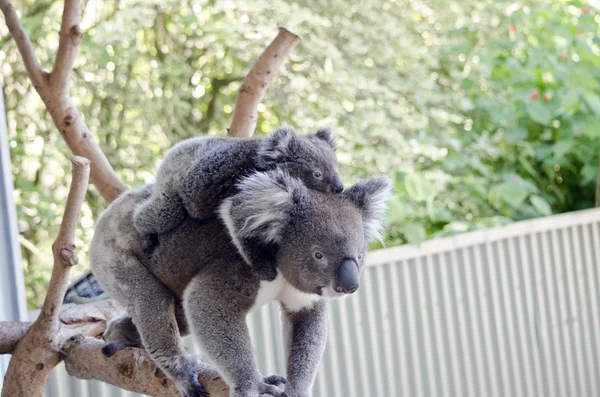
[
  {"x1": 133, "y1": 127, "x2": 344, "y2": 238},
  {"x1": 90, "y1": 170, "x2": 391, "y2": 397}
]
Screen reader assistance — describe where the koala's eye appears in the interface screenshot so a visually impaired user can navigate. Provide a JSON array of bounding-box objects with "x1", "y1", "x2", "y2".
[
  {"x1": 313, "y1": 171, "x2": 323, "y2": 179},
  {"x1": 357, "y1": 254, "x2": 363, "y2": 260},
  {"x1": 314, "y1": 252, "x2": 324, "y2": 260}
]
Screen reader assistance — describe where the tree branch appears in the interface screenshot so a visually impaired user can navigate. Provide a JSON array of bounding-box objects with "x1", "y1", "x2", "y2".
[
  {"x1": 0, "y1": 322, "x2": 30, "y2": 354},
  {"x1": 64, "y1": 338, "x2": 229, "y2": 397},
  {"x1": 0, "y1": 299, "x2": 123, "y2": 355},
  {"x1": 38, "y1": 156, "x2": 89, "y2": 328},
  {"x1": 50, "y1": 0, "x2": 83, "y2": 89},
  {"x1": 0, "y1": 0, "x2": 128, "y2": 203},
  {"x1": 0, "y1": 0, "x2": 46, "y2": 88},
  {"x1": 228, "y1": 26, "x2": 300, "y2": 138},
  {"x1": 1, "y1": 156, "x2": 90, "y2": 397}
]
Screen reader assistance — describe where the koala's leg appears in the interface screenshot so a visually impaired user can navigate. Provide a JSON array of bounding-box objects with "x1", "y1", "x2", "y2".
[
  {"x1": 108, "y1": 264, "x2": 209, "y2": 397},
  {"x1": 185, "y1": 274, "x2": 287, "y2": 397},
  {"x1": 133, "y1": 189, "x2": 187, "y2": 235},
  {"x1": 179, "y1": 148, "x2": 240, "y2": 220},
  {"x1": 281, "y1": 301, "x2": 329, "y2": 397}
]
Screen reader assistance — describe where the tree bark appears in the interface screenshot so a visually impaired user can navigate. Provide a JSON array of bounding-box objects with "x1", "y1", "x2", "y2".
[
  {"x1": 64, "y1": 337, "x2": 229, "y2": 397},
  {"x1": 1, "y1": 156, "x2": 90, "y2": 397},
  {"x1": 228, "y1": 26, "x2": 300, "y2": 138}
]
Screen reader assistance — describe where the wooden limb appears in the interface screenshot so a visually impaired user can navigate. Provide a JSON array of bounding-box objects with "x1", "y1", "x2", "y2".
[
  {"x1": 0, "y1": 300, "x2": 124, "y2": 355},
  {"x1": 0, "y1": 322, "x2": 30, "y2": 354},
  {"x1": 38, "y1": 156, "x2": 89, "y2": 329},
  {"x1": 0, "y1": 0, "x2": 46, "y2": 87},
  {"x1": 50, "y1": 0, "x2": 84, "y2": 88},
  {"x1": 64, "y1": 338, "x2": 230, "y2": 397},
  {"x1": 1, "y1": 156, "x2": 90, "y2": 397},
  {"x1": 0, "y1": 0, "x2": 127, "y2": 203},
  {"x1": 228, "y1": 26, "x2": 300, "y2": 138}
]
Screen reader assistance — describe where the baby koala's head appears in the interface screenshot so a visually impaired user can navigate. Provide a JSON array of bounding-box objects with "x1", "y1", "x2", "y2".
[{"x1": 258, "y1": 127, "x2": 343, "y2": 194}]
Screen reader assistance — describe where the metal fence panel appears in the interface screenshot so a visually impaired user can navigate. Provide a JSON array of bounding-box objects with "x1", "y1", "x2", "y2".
[{"x1": 35, "y1": 207, "x2": 600, "y2": 397}]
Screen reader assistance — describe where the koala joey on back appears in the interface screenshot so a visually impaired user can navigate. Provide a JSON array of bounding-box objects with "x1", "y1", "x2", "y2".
[
  {"x1": 132, "y1": 127, "x2": 343, "y2": 239},
  {"x1": 90, "y1": 170, "x2": 392, "y2": 397}
]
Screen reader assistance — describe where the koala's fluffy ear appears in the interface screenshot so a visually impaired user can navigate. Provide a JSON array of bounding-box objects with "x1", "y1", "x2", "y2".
[
  {"x1": 258, "y1": 128, "x2": 297, "y2": 167},
  {"x1": 344, "y1": 176, "x2": 393, "y2": 243},
  {"x1": 315, "y1": 127, "x2": 336, "y2": 149},
  {"x1": 219, "y1": 170, "x2": 309, "y2": 262}
]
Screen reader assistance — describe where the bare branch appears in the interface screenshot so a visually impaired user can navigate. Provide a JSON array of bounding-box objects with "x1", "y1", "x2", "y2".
[
  {"x1": 228, "y1": 26, "x2": 300, "y2": 138},
  {"x1": 64, "y1": 338, "x2": 230, "y2": 397},
  {"x1": 1, "y1": 156, "x2": 90, "y2": 397},
  {"x1": 50, "y1": 0, "x2": 84, "y2": 88},
  {"x1": 0, "y1": 0, "x2": 46, "y2": 87},
  {"x1": 38, "y1": 156, "x2": 89, "y2": 328},
  {"x1": 0, "y1": 300, "x2": 124, "y2": 355},
  {"x1": 0, "y1": 0, "x2": 128, "y2": 203},
  {"x1": 0, "y1": 322, "x2": 30, "y2": 354}
]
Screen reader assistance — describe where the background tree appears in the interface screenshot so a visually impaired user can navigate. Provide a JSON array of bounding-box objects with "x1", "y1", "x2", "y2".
[{"x1": 1, "y1": 0, "x2": 598, "y2": 308}]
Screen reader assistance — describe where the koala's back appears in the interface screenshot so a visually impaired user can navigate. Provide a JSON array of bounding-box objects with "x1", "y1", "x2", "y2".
[
  {"x1": 146, "y1": 216, "x2": 244, "y2": 298},
  {"x1": 157, "y1": 136, "x2": 262, "y2": 188}
]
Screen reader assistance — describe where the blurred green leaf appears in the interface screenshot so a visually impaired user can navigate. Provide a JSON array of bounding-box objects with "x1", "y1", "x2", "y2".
[
  {"x1": 530, "y1": 195, "x2": 552, "y2": 216},
  {"x1": 526, "y1": 102, "x2": 552, "y2": 125},
  {"x1": 405, "y1": 173, "x2": 437, "y2": 203},
  {"x1": 404, "y1": 223, "x2": 427, "y2": 245}
]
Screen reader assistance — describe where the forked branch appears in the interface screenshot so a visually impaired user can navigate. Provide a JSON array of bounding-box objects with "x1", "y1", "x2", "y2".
[{"x1": 0, "y1": 0, "x2": 127, "y2": 203}]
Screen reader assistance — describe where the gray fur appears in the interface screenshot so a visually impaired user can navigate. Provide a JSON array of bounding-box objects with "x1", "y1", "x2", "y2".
[
  {"x1": 133, "y1": 128, "x2": 341, "y2": 238},
  {"x1": 101, "y1": 314, "x2": 143, "y2": 357},
  {"x1": 90, "y1": 171, "x2": 391, "y2": 397}
]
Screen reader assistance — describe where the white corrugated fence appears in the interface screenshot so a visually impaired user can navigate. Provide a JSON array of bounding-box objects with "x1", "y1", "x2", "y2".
[{"x1": 36, "y1": 207, "x2": 600, "y2": 396}]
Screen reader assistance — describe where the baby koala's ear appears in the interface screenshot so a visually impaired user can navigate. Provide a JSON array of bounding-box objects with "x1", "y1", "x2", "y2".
[
  {"x1": 343, "y1": 176, "x2": 393, "y2": 243},
  {"x1": 219, "y1": 170, "x2": 309, "y2": 263},
  {"x1": 258, "y1": 128, "x2": 297, "y2": 167},
  {"x1": 314, "y1": 127, "x2": 336, "y2": 149}
]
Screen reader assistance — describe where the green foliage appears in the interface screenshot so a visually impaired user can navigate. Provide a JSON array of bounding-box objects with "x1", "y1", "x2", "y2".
[{"x1": 1, "y1": 0, "x2": 598, "y2": 307}]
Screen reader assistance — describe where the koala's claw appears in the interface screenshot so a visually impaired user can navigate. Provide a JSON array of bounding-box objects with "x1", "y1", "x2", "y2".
[
  {"x1": 182, "y1": 379, "x2": 209, "y2": 397},
  {"x1": 263, "y1": 375, "x2": 286, "y2": 386}
]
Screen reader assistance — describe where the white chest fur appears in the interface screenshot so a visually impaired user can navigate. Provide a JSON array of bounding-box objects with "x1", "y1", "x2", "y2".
[{"x1": 251, "y1": 272, "x2": 321, "y2": 312}]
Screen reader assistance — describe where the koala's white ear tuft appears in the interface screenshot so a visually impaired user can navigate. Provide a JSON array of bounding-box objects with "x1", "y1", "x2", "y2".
[
  {"x1": 219, "y1": 170, "x2": 309, "y2": 260},
  {"x1": 343, "y1": 176, "x2": 393, "y2": 243},
  {"x1": 314, "y1": 127, "x2": 336, "y2": 149},
  {"x1": 258, "y1": 128, "x2": 297, "y2": 167}
]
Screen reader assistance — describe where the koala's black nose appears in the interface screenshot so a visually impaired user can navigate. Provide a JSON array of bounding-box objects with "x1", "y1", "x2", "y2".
[
  {"x1": 332, "y1": 174, "x2": 344, "y2": 193},
  {"x1": 335, "y1": 259, "x2": 360, "y2": 294}
]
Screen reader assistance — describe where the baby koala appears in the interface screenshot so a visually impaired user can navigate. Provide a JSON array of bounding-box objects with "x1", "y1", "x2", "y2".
[
  {"x1": 133, "y1": 127, "x2": 343, "y2": 239},
  {"x1": 101, "y1": 314, "x2": 143, "y2": 357}
]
